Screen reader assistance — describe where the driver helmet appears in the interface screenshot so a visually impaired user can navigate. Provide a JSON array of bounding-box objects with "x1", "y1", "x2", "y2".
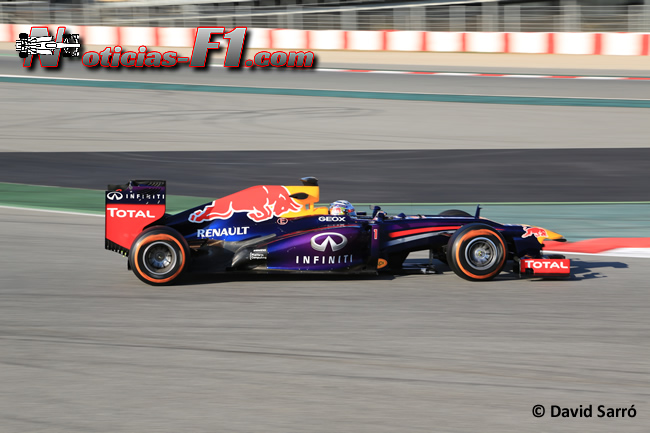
[{"x1": 329, "y1": 200, "x2": 356, "y2": 218}]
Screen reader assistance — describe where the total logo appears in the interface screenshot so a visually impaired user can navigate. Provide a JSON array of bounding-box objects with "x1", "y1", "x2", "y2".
[
  {"x1": 318, "y1": 216, "x2": 345, "y2": 223},
  {"x1": 310, "y1": 232, "x2": 348, "y2": 252},
  {"x1": 197, "y1": 227, "x2": 250, "y2": 238},
  {"x1": 522, "y1": 259, "x2": 570, "y2": 270},
  {"x1": 106, "y1": 207, "x2": 156, "y2": 218},
  {"x1": 106, "y1": 191, "x2": 123, "y2": 200}
]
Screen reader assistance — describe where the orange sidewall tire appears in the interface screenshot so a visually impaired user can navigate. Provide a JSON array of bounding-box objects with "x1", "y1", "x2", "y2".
[
  {"x1": 131, "y1": 232, "x2": 187, "y2": 285},
  {"x1": 451, "y1": 228, "x2": 506, "y2": 281}
]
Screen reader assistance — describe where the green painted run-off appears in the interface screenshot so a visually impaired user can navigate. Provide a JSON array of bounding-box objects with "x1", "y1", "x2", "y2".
[{"x1": 1, "y1": 75, "x2": 650, "y2": 108}]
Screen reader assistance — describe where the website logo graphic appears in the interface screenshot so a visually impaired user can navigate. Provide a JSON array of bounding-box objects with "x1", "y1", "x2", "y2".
[
  {"x1": 16, "y1": 27, "x2": 80, "y2": 67},
  {"x1": 16, "y1": 26, "x2": 314, "y2": 70}
]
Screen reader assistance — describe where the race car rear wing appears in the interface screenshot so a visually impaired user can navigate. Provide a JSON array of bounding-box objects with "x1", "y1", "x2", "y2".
[{"x1": 105, "y1": 180, "x2": 166, "y2": 255}]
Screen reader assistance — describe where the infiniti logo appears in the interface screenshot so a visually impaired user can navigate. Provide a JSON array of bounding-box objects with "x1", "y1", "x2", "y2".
[
  {"x1": 310, "y1": 232, "x2": 347, "y2": 252},
  {"x1": 106, "y1": 191, "x2": 123, "y2": 200}
]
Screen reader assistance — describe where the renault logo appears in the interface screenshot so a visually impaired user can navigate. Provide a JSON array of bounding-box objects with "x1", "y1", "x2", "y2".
[
  {"x1": 106, "y1": 191, "x2": 123, "y2": 200},
  {"x1": 310, "y1": 232, "x2": 347, "y2": 252}
]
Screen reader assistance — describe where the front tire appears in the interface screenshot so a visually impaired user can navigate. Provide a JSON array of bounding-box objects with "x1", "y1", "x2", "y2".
[
  {"x1": 447, "y1": 224, "x2": 507, "y2": 281},
  {"x1": 129, "y1": 227, "x2": 189, "y2": 285}
]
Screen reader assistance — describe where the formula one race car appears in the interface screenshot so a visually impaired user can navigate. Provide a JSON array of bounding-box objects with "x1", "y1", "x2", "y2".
[
  {"x1": 105, "y1": 178, "x2": 571, "y2": 285},
  {"x1": 15, "y1": 32, "x2": 80, "y2": 58}
]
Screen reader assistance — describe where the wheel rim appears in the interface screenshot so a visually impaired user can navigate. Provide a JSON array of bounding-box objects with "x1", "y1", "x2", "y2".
[
  {"x1": 142, "y1": 241, "x2": 177, "y2": 276},
  {"x1": 464, "y1": 237, "x2": 498, "y2": 271}
]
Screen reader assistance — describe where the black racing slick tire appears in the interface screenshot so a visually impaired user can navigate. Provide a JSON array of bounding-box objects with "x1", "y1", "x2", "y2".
[
  {"x1": 446, "y1": 224, "x2": 507, "y2": 281},
  {"x1": 19, "y1": 52, "x2": 28, "y2": 58},
  {"x1": 62, "y1": 35, "x2": 72, "y2": 56},
  {"x1": 129, "y1": 227, "x2": 189, "y2": 286},
  {"x1": 439, "y1": 209, "x2": 472, "y2": 217},
  {"x1": 19, "y1": 33, "x2": 28, "y2": 39}
]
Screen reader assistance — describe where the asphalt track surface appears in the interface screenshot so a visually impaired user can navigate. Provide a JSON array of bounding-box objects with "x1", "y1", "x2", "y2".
[
  {"x1": 2, "y1": 51, "x2": 650, "y2": 432},
  {"x1": 2, "y1": 52, "x2": 649, "y2": 156},
  {"x1": 1, "y1": 81, "x2": 649, "y2": 153},
  {"x1": 1, "y1": 207, "x2": 649, "y2": 433},
  {"x1": 1, "y1": 149, "x2": 650, "y2": 203}
]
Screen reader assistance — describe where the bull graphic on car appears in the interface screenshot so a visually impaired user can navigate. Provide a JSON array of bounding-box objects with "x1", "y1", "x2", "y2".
[
  {"x1": 189, "y1": 185, "x2": 302, "y2": 223},
  {"x1": 104, "y1": 178, "x2": 571, "y2": 285}
]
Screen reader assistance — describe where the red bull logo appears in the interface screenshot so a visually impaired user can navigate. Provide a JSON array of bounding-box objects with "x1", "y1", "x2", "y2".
[
  {"x1": 522, "y1": 226, "x2": 548, "y2": 239},
  {"x1": 189, "y1": 185, "x2": 302, "y2": 223}
]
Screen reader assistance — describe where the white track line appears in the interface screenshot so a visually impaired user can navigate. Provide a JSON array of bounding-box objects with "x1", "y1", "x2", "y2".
[
  {"x1": 544, "y1": 249, "x2": 650, "y2": 258},
  {"x1": 207, "y1": 64, "x2": 650, "y2": 81},
  {"x1": 0, "y1": 205, "x2": 102, "y2": 217}
]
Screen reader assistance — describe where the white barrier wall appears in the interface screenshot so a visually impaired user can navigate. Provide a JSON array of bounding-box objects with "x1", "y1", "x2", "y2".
[
  {"x1": 1, "y1": 25, "x2": 648, "y2": 56},
  {"x1": 309, "y1": 30, "x2": 345, "y2": 51},
  {"x1": 157, "y1": 27, "x2": 195, "y2": 48},
  {"x1": 509, "y1": 32, "x2": 548, "y2": 54}
]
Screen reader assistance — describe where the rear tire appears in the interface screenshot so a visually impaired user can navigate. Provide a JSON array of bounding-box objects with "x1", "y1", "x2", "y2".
[
  {"x1": 439, "y1": 209, "x2": 472, "y2": 217},
  {"x1": 19, "y1": 33, "x2": 28, "y2": 39},
  {"x1": 447, "y1": 224, "x2": 507, "y2": 281},
  {"x1": 129, "y1": 227, "x2": 189, "y2": 285}
]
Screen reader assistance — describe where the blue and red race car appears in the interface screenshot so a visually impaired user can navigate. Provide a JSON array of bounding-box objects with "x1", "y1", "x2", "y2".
[{"x1": 105, "y1": 178, "x2": 570, "y2": 285}]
